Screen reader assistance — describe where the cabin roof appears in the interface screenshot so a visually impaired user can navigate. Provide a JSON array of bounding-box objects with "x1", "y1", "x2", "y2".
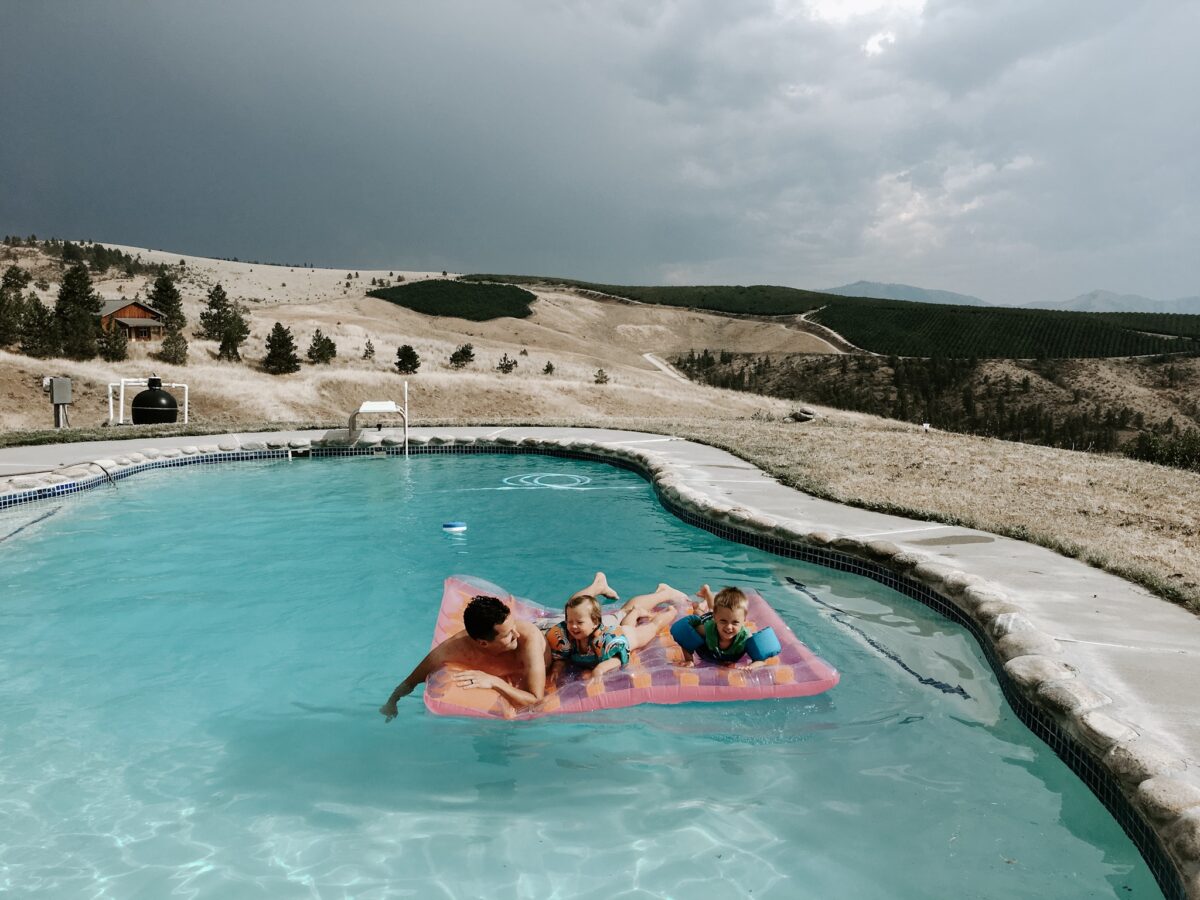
[{"x1": 98, "y1": 299, "x2": 163, "y2": 318}]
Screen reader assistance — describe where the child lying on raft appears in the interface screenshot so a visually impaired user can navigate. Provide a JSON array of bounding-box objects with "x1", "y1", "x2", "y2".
[
  {"x1": 673, "y1": 585, "x2": 776, "y2": 670},
  {"x1": 545, "y1": 576, "x2": 681, "y2": 680}
]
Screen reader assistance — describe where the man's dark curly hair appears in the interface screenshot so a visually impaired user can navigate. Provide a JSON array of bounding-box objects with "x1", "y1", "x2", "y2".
[{"x1": 463, "y1": 595, "x2": 511, "y2": 641}]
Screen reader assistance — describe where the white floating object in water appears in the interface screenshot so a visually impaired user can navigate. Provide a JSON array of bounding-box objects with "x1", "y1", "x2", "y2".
[{"x1": 442, "y1": 521, "x2": 467, "y2": 533}]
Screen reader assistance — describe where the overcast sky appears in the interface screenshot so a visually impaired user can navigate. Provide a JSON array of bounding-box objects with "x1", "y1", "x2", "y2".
[{"x1": 1, "y1": 1, "x2": 1196, "y2": 304}]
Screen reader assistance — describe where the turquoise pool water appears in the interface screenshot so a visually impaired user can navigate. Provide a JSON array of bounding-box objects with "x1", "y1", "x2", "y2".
[{"x1": 0, "y1": 454, "x2": 1157, "y2": 898}]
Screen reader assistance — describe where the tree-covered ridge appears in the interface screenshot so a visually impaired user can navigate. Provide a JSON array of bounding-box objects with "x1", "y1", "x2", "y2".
[
  {"x1": 462, "y1": 275, "x2": 832, "y2": 315},
  {"x1": 808, "y1": 299, "x2": 1198, "y2": 358},
  {"x1": 466, "y1": 275, "x2": 1200, "y2": 358},
  {"x1": 3, "y1": 235, "x2": 164, "y2": 276},
  {"x1": 1092, "y1": 312, "x2": 1200, "y2": 340},
  {"x1": 368, "y1": 280, "x2": 536, "y2": 321}
]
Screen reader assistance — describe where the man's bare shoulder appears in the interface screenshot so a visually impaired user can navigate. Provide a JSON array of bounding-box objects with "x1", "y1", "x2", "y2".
[
  {"x1": 515, "y1": 619, "x2": 547, "y2": 642},
  {"x1": 429, "y1": 630, "x2": 472, "y2": 663}
]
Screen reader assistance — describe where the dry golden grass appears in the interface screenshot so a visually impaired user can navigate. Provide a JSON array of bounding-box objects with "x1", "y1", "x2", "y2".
[
  {"x1": 584, "y1": 413, "x2": 1200, "y2": 612},
  {"x1": 2, "y1": 245, "x2": 1197, "y2": 613}
]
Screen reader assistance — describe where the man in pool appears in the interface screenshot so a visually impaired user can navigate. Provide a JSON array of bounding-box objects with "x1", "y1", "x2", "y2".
[{"x1": 379, "y1": 594, "x2": 551, "y2": 719}]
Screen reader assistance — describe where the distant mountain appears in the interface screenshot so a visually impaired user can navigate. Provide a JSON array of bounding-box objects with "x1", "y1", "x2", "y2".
[
  {"x1": 1021, "y1": 290, "x2": 1200, "y2": 314},
  {"x1": 1022, "y1": 290, "x2": 1159, "y2": 313},
  {"x1": 823, "y1": 281, "x2": 989, "y2": 306}
]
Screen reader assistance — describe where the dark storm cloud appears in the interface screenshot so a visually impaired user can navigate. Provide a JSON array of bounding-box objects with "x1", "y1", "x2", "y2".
[{"x1": 0, "y1": 1, "x2": 1196, "y2": 302}]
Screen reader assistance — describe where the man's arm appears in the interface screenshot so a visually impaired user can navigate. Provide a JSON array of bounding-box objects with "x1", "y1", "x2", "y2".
[
  {"x1": 455, "y1": 624, "x2": 548, "y2": 710},
  {"x1": 455, "y1": 670, "x2": 543, "y2": 709},
  {"x1": 379, "y1": 641, "x2": 450, "y2": 721},
  {"x1": 519, "y1": 622, "x2": 547, "y2": 703}
]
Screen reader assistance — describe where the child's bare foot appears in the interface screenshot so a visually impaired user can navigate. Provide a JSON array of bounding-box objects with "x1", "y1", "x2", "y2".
[
  {"x1": 587, "y1": 571, "x2": 619, "y2": 600},
  {"x1": 650, "y1": 608, "x2": 676, "y2": 629},
  {"x1": 653, "y1": 583, "x2": 689, "y2": 605}
]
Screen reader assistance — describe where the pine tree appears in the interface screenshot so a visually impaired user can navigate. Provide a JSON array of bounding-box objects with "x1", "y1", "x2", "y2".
[
  {"x1": 148, "y1": 273, "x2": 186, "y2": 332},
  {"x1": 449, "y1": 343, "x2": 475, "y2": 368},
  {"x1": 0, "y1": 264, "x2": 32, "y2": 346},
  {"x1": 20, "y1": 299, "x2": 58, "y2": 357},
  {"x1": 362, "y1": 338, "x2": 376, "y2": 360},
  {"x1": 216, "y1": 302, "x2": 250, "y2": 362},
  {"x1": 98, "y1": 325, "x2": 128, "y2": 362},
  {"x1": 197, "y1": 283, "x2": 231, "y2": 340},
  {"x1": 263, "y1": 322, "x2": 301, "y2": 374},
  {"x1": 543, "y1": 361, "x2": 555, "y2": 375},
  {"x1": 594, "y1": 368, "x2": 609, "y2": 384},
  {"x1": 55, "y1": 263, "x2": 102, "y2": 359},
  {"x1": 496, "y1": 353, "x2": 517, "y2": 374},
  {"x1": 158, "y1": 328, "x2": 188, "y2": 365},
  {"x1": 395, "y1": 344, "x2": 420, "y2": 374},
  {"x1": 306, "y1": 328, "x2": 337, "y2": 364}
]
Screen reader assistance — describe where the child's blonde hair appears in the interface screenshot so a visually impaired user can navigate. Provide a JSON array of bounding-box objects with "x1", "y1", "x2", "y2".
[
  {"x1": 712, "y1": 587, "x2": 748, "y2": 613},
  {"x1": 565, "y1": 593, "x2": 602, "y2": 625}
]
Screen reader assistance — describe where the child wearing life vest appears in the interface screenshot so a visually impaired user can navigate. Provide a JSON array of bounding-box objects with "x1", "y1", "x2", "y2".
[
  {"x1": 545, "y1": 581, "x2": 681, "y2": 680},
  {"x1": 676, "y1": 585, "x2": 768, "y2": 669}
]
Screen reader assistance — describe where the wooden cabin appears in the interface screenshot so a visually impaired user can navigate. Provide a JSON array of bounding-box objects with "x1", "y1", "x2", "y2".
[{"x1": 98, "y1": 300, "x2": 166, "y2": 341}]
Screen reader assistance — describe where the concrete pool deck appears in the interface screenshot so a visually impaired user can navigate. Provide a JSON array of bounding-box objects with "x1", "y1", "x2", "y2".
[{"x1": 2, "y1": 424, "x2": 1198, "y2": 895}]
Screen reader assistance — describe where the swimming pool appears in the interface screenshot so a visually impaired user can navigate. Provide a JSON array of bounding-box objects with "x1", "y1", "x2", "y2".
[{"x1": 0, "y1": 454, "x2": 1158, "y2": 897}]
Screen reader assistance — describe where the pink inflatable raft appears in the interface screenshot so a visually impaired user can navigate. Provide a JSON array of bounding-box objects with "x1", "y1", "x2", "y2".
[{"x1": 424, "y1": 575, "x2": 840, "y2": 720}]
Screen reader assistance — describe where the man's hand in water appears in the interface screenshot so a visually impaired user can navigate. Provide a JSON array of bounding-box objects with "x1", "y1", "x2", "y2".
[{"x1": 380, "y1": 680, "x2": 416, "y2": 721}]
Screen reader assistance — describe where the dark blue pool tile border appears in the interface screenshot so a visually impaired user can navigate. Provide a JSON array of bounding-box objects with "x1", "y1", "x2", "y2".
[
  {"x1": 0, "y1": 449, "x2": 292, "y2": 509},
  {"x1": 647, "y1": 479, "x2": 1184, "y2": 900},
  {"x1": 0, "y1": 440, "x2": 1184, "y2": 898}
]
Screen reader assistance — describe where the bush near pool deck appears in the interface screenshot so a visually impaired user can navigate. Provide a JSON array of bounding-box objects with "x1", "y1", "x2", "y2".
[{"x1": 368, "y1": 279, "x2": 536, "y2": 321}]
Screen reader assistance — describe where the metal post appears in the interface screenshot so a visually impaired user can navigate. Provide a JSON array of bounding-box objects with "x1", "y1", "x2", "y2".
[{"x1": 403, "y1": 381, "x2": 409, "y2": 457}]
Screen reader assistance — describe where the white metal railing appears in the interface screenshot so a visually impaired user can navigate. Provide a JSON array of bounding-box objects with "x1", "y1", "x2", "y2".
[{"x1": 347, "y1": 381, "x2": 409, "y2": 455}]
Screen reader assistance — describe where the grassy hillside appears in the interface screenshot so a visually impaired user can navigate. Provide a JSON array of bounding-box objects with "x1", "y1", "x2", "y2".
[
  {"x1": 466, "y1": 275, "x2": 1200, "y2": 358},
  {"x1": 368, "y1": 279, "x2": 536, "y2": 320}
]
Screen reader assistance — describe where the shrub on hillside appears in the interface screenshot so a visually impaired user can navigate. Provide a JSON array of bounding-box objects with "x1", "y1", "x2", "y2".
[
  {"x1": 449, "y1": 343, "x2": 474, "y2": 368},
  {"x1": 395, "y1": 344, "x2": 420, "y2": 374},
  {"x1": 496, "y1": 353, "x2": 518, "y2": 374}
]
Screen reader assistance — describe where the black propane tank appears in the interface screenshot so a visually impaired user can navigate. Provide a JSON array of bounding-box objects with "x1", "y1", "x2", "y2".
[{"x1": 131, "y1": 376, "x2": 178, "y2": 424}]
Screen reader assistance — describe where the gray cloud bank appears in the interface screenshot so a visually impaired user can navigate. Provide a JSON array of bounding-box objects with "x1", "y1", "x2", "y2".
[{"x1": 1, "y1": 0, "x2": 1196, "y2": 304}]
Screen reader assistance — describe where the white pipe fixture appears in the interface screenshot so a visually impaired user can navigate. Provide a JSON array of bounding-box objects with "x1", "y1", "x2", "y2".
[
  {"x1": 347, "y1": 383, "x2": 409, "y2": 455},
  {"x1": 107, "y1": 379, "x2": 190, "y2": 426}
]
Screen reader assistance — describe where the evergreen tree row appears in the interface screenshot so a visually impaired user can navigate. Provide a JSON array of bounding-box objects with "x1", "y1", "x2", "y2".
[{"x1": 3, "y1": 236, "x2": 164, "y2": 276}]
